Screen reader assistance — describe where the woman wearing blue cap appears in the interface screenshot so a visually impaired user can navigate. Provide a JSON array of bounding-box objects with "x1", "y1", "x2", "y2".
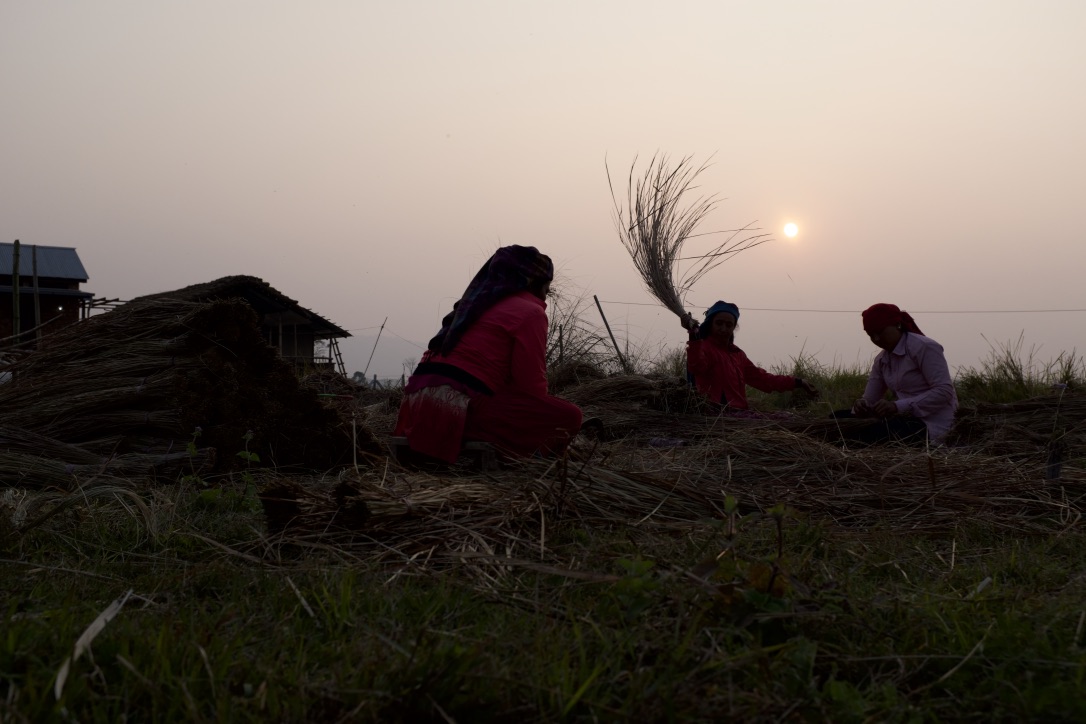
[{"x1": 681, "y1": 301, "x2": 817, "y2": 410}]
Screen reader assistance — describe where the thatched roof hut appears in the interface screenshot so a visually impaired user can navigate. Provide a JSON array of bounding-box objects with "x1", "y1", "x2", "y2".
[{"x1": 133, "y1": 275, "x2": 349, "y2": 371}]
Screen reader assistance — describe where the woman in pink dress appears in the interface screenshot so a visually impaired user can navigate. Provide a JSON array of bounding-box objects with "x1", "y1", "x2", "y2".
[
  {"x1": 682, "y1": 300, "x2": 817, "y2": 412},
  {"x1": 394, "y1": 245, "x2": 582, "y2": 462}
]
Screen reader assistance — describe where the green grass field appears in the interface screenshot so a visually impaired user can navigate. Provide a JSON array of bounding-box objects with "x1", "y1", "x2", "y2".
[{"x1": 2, "y1": 344, "x2": 1085, "y2": 722}]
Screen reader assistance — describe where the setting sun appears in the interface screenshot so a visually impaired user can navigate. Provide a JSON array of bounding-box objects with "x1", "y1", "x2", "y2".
[{"x1": 784, "y1": 223, "x2": 798, "y2": 238}]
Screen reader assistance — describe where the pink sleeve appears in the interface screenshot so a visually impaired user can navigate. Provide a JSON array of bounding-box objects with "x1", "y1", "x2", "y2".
[
  {"x1": 509, "y1": 304, "x2": 549, "y2": 397},
  {"x1": 862, "y1": 355, "x2": 889, "y2": 404}
]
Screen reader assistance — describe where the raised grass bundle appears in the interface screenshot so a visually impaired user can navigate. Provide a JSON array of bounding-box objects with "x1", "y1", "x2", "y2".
[
  {"x1": 559, "y1": 373, "x2": 659, "y2": 406},
  {"x1": 0, "y1": 294, "x2": 381, "y2": 475},
  {"x1": 608, "y1": 153, "x2": 769, "y2": 319},
  {"x1": 0, "y1": 446, "x2": 212, "y2": 490},
  {"x1": 253, "y1": 410, "x2": 1085, "y2": 559},
  {"x1": 257, "y1": 467, "x2": 547, "y2": 561},
  {"x1": 954, "y1": 393, "x2": 1086, "y2": 446},
  {"x1": 262, "y1": 380, "x2": 1085, "y2": 550}
]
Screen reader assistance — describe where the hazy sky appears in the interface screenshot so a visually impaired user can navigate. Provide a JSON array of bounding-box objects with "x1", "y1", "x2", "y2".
[{"x1": 3, "y1": 1, "x2": 1084, "y2": 379}]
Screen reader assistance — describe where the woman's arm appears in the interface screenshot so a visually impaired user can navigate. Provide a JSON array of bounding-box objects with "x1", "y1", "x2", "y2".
[
  {"x1": 860, "y1": 355, "x2": 889, "y2": 407},
  {"x1": 741, "y1": 353, "x2": 798, "y2": 393},
  {"x1": 508, "y1": 305, "x2": 550, "y2": 397}
]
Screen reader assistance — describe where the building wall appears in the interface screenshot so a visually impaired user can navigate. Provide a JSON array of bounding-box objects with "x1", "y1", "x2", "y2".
[
  {"x1": 0, "y1": 295, "x2": 82, "y2": 342},
  {"x1": 263, "y1": 322, "x2": 319, "y2": 364},
  {"x1": 0, "y1": 276, "x2": 81, "y2": 291}
]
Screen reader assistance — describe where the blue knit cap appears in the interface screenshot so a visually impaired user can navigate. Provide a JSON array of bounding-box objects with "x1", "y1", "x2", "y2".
[{"x1": 697, "y1": 300, "x2": 740, "y2": 338}]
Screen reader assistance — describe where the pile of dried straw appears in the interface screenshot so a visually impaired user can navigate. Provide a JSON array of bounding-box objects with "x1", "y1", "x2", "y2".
[
  {"x1": 1, "y1": 294, "x2": 381, "y2": 489},
  {"x1": 256, "y1": 383, "x2": 1085, "y2": 556}
]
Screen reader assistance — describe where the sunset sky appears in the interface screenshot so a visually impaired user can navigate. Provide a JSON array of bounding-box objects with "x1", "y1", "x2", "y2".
[{"x1": 3, "y1": 1, "x2": 1084, "y2": 379}]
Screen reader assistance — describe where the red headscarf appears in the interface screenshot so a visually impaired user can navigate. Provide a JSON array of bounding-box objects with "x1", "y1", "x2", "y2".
[{"x1": 862, "y1": 303, "x2": 924, "y2": 336}]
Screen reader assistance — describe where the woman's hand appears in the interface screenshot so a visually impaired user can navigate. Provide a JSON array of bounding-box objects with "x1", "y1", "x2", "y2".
[
  {"x1": 795, "y1": 378, "x2": 820, "y2": 396},
  {"x1": 872, "y1": 399, "x2": 899, "y2": 417},
  {"x1": 851, "y1": 398, "x2": 872, "y2": 417},
  {"x1": 680, "y1": 312, "x2": 699, "y2": 340}
]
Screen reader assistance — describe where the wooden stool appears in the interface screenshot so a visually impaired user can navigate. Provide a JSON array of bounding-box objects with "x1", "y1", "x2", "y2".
[{"x1": 387, "y1": 437, "x2": 498, "y2": 472}]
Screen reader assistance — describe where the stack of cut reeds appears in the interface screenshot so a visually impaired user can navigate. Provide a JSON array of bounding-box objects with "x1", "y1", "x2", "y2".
[
  {"x1": 953, "y1": 394, "x2": 1086, "y2": 450},
  {"x1": 0, "y1": 294, "x2": 381, "y2": 487},
  {"x1": 260, "y1": 385, "x2": 1085, "y2": 551},
  {"x1": 257, "y1": 466, "x2": 547, "y2": 561}
]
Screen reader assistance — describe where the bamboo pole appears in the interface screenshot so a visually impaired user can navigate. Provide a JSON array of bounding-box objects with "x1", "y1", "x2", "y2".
[
  {"x1": 12, "y1": 240, "x2": 21, "y2": 344},
  {"x1": 362, "y1": 316, "x2": 387, "y2": 380},
  {"x1": 32, "y1": 245, "x2": 41, "y2": 344},
  {"x1": 593, "y1": 295, "x2": 630, "y2": 373}
]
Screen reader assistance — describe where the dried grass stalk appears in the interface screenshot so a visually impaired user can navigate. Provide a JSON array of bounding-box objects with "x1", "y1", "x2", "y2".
[{"x1": 607, "y1": 153, "x2": 769, "y2": 318}]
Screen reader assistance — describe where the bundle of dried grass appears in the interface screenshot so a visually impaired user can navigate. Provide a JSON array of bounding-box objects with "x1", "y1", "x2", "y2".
[
  {"x1": 257, "y1": 466, "x2": 548, "y2": 562},
  {"x1": 547, "y1": 360, "x2": 607, "y2": 394},
  {"x1": 249, "y1": 430, "x2": 1084, "y2": 564},
  {"x1": 0, "y1": 295, "x2": 381, "y2": 476},
  {"x1": 598, "y1": 424, "x2": 1083, "y2": 533},
  {"x1": 0, "y1": 448, "x2": 211, "y2": 490},
  {"x1": 953, "y1": 393, "x2": 1086, "y2": 447},
  {"x1": 260, "y1": 479, "x2": 372, "y2": 536},
  {"x1": 1, "y1": 422, "x2": 214, "y2": 490},
  {"x1": 560, "y1": 374, "x2": 658, "y2": 407},
  {"x1": 237, "y1": 383, "x2": 1086, "y2": 556},
  {"x1": 560, "y1": 374, "x2": 828, "y2": 440},
  {"x1": 0, "y1": 478, "x2": 153, "y2": 547},
  {"x1": 0, "y1": 425, "x2": 103, "y2": 465},
  {"x1": 608, "y1": 153, "x2": 769, "y2": 319}
]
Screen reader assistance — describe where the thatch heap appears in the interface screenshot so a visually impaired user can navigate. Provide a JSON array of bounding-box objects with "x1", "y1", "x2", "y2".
[
  {"x1": 134, "y1": 274, "x2": 349, "y2": 337},
  {"x1": 0, "y1": 292, "x2": 381, "y2": 488},
  {"x1": 953, "y1": 394, "x2": 1085, "y2": 448},
  {"x1": 255, "y1": 422, "x2": 1082, "y2": 558},
  {"x1": 256, "y1": 375, "x2": 1085, "y2": 552}
]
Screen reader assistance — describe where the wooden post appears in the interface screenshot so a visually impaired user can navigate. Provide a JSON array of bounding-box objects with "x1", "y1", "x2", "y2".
[
  {"x1": 11, "y1": 240, "x2": 20, "y2": 345},
  {"x1": 593, "y1": 295, "x2": 630, "y2": 373},
  {"x1": 352, "y1": 412, "x2": 359, "y2": 474},
  {"x1": 362, "y1": 316, "x2": 387, "y2": 379},
  {"x1": 32, "y1": 245, "x2": 41, "y2": 344}
]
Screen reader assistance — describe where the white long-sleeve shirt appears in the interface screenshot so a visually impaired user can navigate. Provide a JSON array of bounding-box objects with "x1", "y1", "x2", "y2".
[{"x1": 862, "y1": 332, "x2": 958, "y2": 442}]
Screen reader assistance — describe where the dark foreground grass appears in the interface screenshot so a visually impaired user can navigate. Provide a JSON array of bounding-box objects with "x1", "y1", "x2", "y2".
[{"x1": 4, "y1": 479, "x2": 1086, "y2": 723}]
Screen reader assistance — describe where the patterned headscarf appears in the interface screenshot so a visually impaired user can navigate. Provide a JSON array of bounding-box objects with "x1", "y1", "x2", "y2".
[
  {"x1": 862, "y1": 303, "x2": 924, "y2": 336},
  {"x1": 697, "y1": 300, "x2": 740, "y2": 339},
  {"x1": 428, "y1": 245, "x2": 554, "y2": 356}
]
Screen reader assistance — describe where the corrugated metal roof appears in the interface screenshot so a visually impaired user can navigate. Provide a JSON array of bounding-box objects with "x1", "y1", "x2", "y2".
[{"x1": 0, "y1": 243, "x2": 89, "y2": 281}]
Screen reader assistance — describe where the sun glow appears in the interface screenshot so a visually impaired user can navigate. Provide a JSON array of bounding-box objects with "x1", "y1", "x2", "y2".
[{"x1": 783, "y1": 223, "x2": 798, "y2": 238}]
